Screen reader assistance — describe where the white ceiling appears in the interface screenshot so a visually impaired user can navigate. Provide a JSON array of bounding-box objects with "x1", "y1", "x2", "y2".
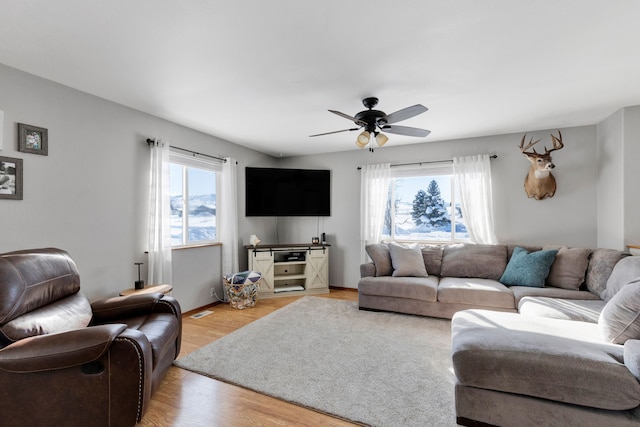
[{"x1": 1, "y1": 1, "x2": 640, "y2": 157}]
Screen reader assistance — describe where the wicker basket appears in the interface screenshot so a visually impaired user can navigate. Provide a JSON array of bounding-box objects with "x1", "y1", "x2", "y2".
[{"x1": 223, "y1": 271, "x2": 261, "y2": 309}]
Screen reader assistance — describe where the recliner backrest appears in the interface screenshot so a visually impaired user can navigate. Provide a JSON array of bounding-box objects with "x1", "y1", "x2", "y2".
[{"x1": 0, "y1": 248, "x2": 82, "y2": 325}]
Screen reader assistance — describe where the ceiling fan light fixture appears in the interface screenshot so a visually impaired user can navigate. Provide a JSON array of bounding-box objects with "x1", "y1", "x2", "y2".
[
  {"x1": 375, "y1": 132, "x2": 388, "y2": 147},
  {"x1": 356, "y1": 131, "x2": 370, "y2": 148}
]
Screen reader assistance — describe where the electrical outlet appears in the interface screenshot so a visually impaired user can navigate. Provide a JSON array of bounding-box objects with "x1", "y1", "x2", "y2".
[{"x1": 210, "y1": 287, "x2": 215, "y2": 297}]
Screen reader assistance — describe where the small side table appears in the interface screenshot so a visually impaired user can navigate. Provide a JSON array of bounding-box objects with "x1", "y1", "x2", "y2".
[{"x1": 120, "y1": 284, "x2": 173, "y2": 296}]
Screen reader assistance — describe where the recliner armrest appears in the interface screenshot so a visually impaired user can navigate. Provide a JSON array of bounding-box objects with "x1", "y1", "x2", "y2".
[
  {"x1": 90, "y1": 293, "x2": 165, "y2": 323},
  {"x1": 0, "y1": 324, "x2": 127, "y2": 373}
]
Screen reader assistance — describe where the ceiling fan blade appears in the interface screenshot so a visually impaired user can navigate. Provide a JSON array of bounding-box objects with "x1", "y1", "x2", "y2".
[
  {"x1": 381, "y1": 125, "x2": 431, "y2": 137},
  {"x1": 329, "y1": 110, "x2": 367, "y2": 126},
  {"x1": 384, "y1": 104, "x2": 428, "y2": 124},
  {"x1": 309, "y1": 127, "x2": 360, "y2": 137}
]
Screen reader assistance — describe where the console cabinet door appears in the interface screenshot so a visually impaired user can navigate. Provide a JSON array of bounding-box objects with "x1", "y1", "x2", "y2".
[
  {"x1": 305, "y1": 248, "x2": 329, "y2": 289},
  {"x1": 249, "y1": 250, "x2": 274, "y2": 294}
]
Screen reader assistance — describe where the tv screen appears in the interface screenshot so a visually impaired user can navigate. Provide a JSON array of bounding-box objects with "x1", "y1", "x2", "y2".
[{"x1": 245, "y1": 167, "x2": 331, "y2": 216}]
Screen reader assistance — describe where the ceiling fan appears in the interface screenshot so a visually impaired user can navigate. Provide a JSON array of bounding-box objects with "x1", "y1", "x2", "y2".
[{"x1": 310, "y1": 97, "x2": 430, "y2": 151}]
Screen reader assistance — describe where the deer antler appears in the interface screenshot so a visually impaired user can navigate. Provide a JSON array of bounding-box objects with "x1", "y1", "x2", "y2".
[
  {"x1": 545, "y1": 130, "x2": 563, "y2": 154},
  {"x1": 519, "y1": 134, "x2": 541, "y2": 154}
]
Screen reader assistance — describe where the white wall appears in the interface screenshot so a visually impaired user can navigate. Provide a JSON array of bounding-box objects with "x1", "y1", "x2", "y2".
[
  {"x1": 277, "y1": 125, "x2": 598, "y2": 288},
  {"x1": 0, "y1": 64, "x2": 274, "y2": 310},
  {"x1": 623, "y1": 106, "x2": 640, "y2": 246},
  {"x1": 597, "y1": 105, "x2": 640, "y2": 250},
  {"x1": 597, "y1": 109, "x2": 625, "y2": 249},
  {"x1": 2, "y1": 63, "x2": 627, "y2": 308}
]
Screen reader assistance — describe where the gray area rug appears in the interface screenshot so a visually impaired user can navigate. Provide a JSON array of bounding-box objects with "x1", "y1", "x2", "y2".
[{"x1": 174, "y1": 296, "x2": 457, "y2": 426}]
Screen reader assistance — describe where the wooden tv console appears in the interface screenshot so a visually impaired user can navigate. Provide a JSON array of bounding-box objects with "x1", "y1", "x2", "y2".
[{"x1": 245, "y1": 244, "x2": 329, "y2": 299}]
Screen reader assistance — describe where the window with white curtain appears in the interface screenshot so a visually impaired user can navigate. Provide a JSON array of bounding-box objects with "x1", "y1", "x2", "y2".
[
  {"x1": 382, "y1": 164, "x2": 470, "y2": 243},
  {"x1": 169, "y1": 152, "x2": 221, "y2": 247}
]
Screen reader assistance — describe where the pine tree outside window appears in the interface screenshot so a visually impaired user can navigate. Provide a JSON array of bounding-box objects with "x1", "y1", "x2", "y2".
[{"x1": 382, "y1": 164, "x2": 470, "y2": 243}]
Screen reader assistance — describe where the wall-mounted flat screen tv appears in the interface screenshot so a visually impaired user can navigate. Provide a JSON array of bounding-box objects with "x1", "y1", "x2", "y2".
[{"x1": 245, "y1": 167, "x2": 331, "y2": 216}]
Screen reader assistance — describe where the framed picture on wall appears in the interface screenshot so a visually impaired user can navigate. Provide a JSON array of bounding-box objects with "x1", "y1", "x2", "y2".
[
  {"x1": 18, "y1": 123, "x2": 48, "y2": 155},
  {"x1": 0, "y1": 156, "x2": 23, "y2": 200}
]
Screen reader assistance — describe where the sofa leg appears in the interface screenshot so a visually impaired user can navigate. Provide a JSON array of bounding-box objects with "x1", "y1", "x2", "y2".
[
  {"x1": 456, "y1": 416, "x2": 498, "y2": 427},
  {"x1": 358, "y1": 306, "x2": 384, "y2": 313}
]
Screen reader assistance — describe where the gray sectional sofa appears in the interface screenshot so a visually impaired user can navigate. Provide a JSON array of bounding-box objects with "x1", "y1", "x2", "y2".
[
  {"x1": 358, "y1": 242, "x2": 626, "y2": 319},
  {"x1": 358, "y1": 242, "x2": 640, "y2": 426}
]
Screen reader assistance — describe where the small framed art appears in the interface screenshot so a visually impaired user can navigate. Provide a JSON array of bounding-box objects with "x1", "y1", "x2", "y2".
[
  {"x1": 18, "y1": 123, "x2": 48, "y2": 155},
  {"x1": 0, "y1": 156, "x2": 23, "y2": 200}
]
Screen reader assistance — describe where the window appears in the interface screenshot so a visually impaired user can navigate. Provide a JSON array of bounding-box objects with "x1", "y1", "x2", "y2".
[
  {"x1": 169, "y1": 153, "x2": 219, "y2": 247},
  {"x1": 382, "y1": 165, "x2": 469, "y2": 242}
]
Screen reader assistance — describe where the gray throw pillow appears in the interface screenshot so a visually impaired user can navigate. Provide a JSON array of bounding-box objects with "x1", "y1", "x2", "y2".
[
  {"x1": 544, "y1": 246, "x2": 592, "y2": 290},
  {"x1": 389, "y1": 242, "x2": 428, "y2": 277},
  {"x1": 586, "y1": 249, "x2": 630, "y2": 298},
  {"x1": 365, "y1": 243, "x2": 393, "y2": 276},
  {"x1": 599, "y1": 283, "x2": 640, "y2": 345},
  {"x1": 602, "y1": 256, "x2": 640, "y2": 302}
]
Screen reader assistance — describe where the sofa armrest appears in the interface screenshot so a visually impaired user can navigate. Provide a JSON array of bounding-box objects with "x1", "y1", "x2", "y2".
[
  {"x1": 624, "y1": 339, "x2": 640, "y2": 380},
  {"x1": 0, "y1": 324, "x2": 126, "y2": 373},
  {"x1": 90, "y1": 293, "x2": 166, "y2": 323},
  {"x1": 360, "y1": 262, "x2": 376, "y2": 278}
]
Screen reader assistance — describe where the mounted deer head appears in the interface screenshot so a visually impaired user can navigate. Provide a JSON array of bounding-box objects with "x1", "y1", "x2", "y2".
[{"x1": 519, "y1": 130, "x2": 564, "y2": 200}]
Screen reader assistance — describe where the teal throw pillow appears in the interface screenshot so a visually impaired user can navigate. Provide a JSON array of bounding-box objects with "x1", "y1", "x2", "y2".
[{"x1": 499, "y1": 246, "x2": 558, "y2": 287}]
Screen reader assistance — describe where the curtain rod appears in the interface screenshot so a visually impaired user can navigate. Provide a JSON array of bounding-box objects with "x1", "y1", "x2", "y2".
[
  {"x1": 356, "y1": 154, "x2": 497, "y2": 170},
  {"x1": 146, "y1": 138, "x2": 227, "y2": 163}
]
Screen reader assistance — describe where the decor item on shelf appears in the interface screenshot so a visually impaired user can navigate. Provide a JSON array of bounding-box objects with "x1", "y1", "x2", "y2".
[
  {"x1": 321, "y1": 232, "x2": 327, "y2": 245},
  {"x1": 312, "y1": 236, "x2": 320, "y2": 244},
  {"x1": 18, "y1": 123, "x2": 48, "y2": 156},
  {"x1": 519, "y1": 130, "x2": 564, "y2": 200},
  {"x1": 134, "y1": 262, "x2": 145, "y2": 289},
  {"x1": 249, "y1": 234, "x2": 261, "y2": 246},
  {"x1": 309, "y1": 97, "x2": 430, "y2": 152},
  {"x1": 0, "y1": 156, "x2": 23, "y2": 200}
]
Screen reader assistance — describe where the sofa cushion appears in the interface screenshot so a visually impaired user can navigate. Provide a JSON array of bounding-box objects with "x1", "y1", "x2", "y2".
[
  {"x1": 440, "y1": 244, "x2": 507, "y2": 280},
  {"x1": 585, "y1": 248, "x2": 629, "y2": 298},
  {"x1": 599, "y1": 283, "x2": 640, "y2": 345},
  {"x1": 420, "y1": 244, "x2": 444, "y2": 277},
  {"x1": 365, "y1": 243, "x2": 393, "y2": 277},
  {"x1": 452, "y1": 309, "x2": 640, "y2": 411},
  {"x1": 625, "y1": 340, "x2": 640, "y2": 380},
  {"x1": 437, "y1": 277, "x2": 514, "y2": 309},
  {"x1": 510, "y1": 285, "x2": 601, "y2": 305},
  {"x1": 358, "y1": 276, "x2": 438, "y2": 302},
  {"x1": 389, "y1": 242, "x2": 428, "y2": 277},
  {"x1": 518, "y1": 296, "x2": 605, "y2": 323},
  {"x1": 544, "y1": 246, "x2": 592, "y2": 290},
  {"x1": 499, "y1": 247, "x2": 558, "y2": 288},
  {"x1": 602, "y1": 255, "x2": 640, "y2": 302}
]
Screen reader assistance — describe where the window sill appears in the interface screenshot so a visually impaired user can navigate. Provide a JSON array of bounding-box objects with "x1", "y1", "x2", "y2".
[{"x1": 172, "y1": 242, "x2": 222, "y2": 251}]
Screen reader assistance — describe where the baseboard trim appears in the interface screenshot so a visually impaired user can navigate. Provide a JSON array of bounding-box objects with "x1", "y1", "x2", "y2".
[{"x1": 182, "y1": 301, "x2": 223, "y2": 317}]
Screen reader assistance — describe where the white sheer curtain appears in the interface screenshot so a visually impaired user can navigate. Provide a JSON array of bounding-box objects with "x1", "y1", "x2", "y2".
[
  {"x1": 220, "y1": 157, "x2": 239, "y2": 276},
  {"x1": 148, "y1": 138, "x2": 172, "y2": 284},
  {"x1": 360, "y1": 163, "x2": 391, "y2": 262},
  {"x1": 453, "y1": 154, "x2": 497, "y2": 244}
]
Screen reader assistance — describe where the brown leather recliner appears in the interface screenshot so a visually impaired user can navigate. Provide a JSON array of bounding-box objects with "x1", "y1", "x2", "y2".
[{"x1": 0, "y1": 248, "x2": 182, "y2": 426}]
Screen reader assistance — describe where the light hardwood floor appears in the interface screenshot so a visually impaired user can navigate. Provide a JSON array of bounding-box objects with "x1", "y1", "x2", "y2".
[{"x1": 139, "y1": 289, "x2": 360, "y2": 426}]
